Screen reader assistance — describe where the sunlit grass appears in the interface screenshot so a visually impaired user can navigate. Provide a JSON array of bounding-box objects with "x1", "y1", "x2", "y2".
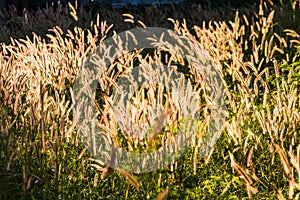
[{"x1": 0, "y1": 1, "x2": 300, "y2": 199}]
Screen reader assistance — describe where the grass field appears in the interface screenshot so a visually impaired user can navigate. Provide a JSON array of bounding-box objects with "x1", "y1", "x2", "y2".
[{"x1": 0, "y1": 1, "x2": 300, "y2": 199}]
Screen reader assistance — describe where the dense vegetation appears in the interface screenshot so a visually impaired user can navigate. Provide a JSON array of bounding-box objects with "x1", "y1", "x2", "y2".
[{"x1": 0, "y1": 1, "x2": 300, "y2": 199}]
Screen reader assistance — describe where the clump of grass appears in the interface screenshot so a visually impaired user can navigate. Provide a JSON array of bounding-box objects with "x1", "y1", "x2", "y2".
[{"x1": 0, "y1": 1, "x2": 300, "y2": 199}]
